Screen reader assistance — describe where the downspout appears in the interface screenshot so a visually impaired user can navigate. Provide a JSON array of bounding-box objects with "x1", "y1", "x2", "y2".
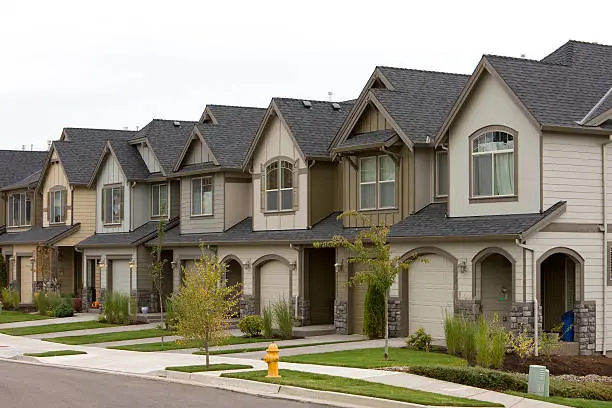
[
  {"x1": 516, "y1": 239, "x2": 538, "y2": 356},
  {"x1": 601, "y1": 136, "x2": 612, "y2": 357},
  {"x1": 70, "y1": 185, "x2": 75, "y2": 225},
  {"x1": 130, "y1": 182, "x2": 136, "y2": 230}
]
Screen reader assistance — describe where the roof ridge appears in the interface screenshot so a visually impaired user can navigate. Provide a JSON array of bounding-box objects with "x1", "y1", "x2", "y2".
[
  {"x1": 207, "y1": 104, "x2": 266, "y2": 110},
  {"x1": 64, "y1": 127, "x2": 137, "y2": 133},
  {"x1": 567, "y1": 39, "x2": 612, "y2": 48},
  {"x1": 0, "y1": 149, "x2": 47, "y2": 153},
  {"x1": 273, "y1": 97, "x2": 351, "y2": 104},
  {"x1": 376, "y1": 65, "x2": 469, "y2": 77},
  {"x1": 484, "y1": 53, "x2": 570, "y2": 67}
]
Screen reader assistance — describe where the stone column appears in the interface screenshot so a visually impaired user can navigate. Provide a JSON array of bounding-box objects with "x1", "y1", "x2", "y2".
[
  {"x1": 509, "y1": 302, "x2": 542, "y2": 337},
  {"x1": 388, "y1": 297, "x2": 401, "y2": 338},
  {"x1": 575, "y1": 301, "x2": 596, "y2": 356},
  {"x1": 240, "y1": 295, "x2": 256, "y2": 317},
  {"x1": 334, "y1": 253, "x2": 349, "y2": 335},
  {"x1": 454, "y1": 299, "x2": 481, "y2": 320},
  {"x1": 295, "y1": 297, "x2": 310, "y2": 327},
  {"x1": 334, "y1": 299, "x2": 348, "y2": 335}
]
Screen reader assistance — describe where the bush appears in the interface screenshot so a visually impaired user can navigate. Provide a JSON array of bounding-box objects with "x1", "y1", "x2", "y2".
[
  {"x1": 1, "y1": 287, "x2": 20, "y2": 310},
  {"x1": 363, "y1": 285, "x2": 385, "y2": 339},
  {"x1": 0, "y1": 256, "x2": 8, "y2": 289},
  {"x1": 461, "y1": 316, "x2": 477, "y2": 366},
  {"x1": 262, "y1": 307, "x2": 273, "y2": 338},
  {"x1": 409, "y1": 365, "x2": 527, "y2": 392},
  {"x1": 508, "y1": 327, "x2": 535, "y2": 360},
  {"x1": 444, "y1": 312, "x2": 462, "y2": 355},
  {"x1": 238, "y1": 315, "x2": 264, "y2": 337},
  {"x1": 35, "y1": 292, "x2": 62, "y2": 316},
  {"x1": 52, "y1": 301, "x2": 74, "y2": 318},
  {"x1": 272, "y1": 298, "x2": 293, "y2": 340},
  {"x1": 490, "y1": 325, "x2": 507, "y2": 369},
  {"x1": 101, "y1": 292, "x2": 130, "y2": 324},
  {"x1": 406, "y1": 328, "x2": 432, "y2": 351},
  {"x1": 165, "y1": 296, "x2": 179, "y2": 330},
  {"x1": 475, "y1": 316, "x2": 492, "y2": 368},
  {"x1": 550, "y1": 379, "x2": 612, "y2": 401},
  {"x1": 72, "y1": 298, "x2": 82, "y2": 313}
]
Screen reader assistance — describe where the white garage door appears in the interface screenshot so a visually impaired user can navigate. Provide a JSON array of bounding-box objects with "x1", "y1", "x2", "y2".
[
  {"x1": 260, "y1": 261, "x2": 289, "y2": 313},
  {"x1": 20, "y1": 257, "x2": 33, "y2": 304},
  {"x1": 408, "y1": 254, "x2": 454, "y2": 340},
  {"x1": 111, "y1": 260, "x2": 130, "y2": 294}
]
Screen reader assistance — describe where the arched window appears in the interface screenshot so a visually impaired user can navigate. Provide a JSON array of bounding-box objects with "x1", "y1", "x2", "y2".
[
  {"x1": 471, "y1": 129, "x2": 515, "y2": 197},
  {"x1": 266, "y1": 159, "x2": 293, "y2": 211}
]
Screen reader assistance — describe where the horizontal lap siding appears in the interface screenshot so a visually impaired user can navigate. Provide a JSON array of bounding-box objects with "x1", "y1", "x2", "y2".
[
  {"x1": 42, "y1": 157, "x2": 71, "y2": 228},
  {"x1": 57, "y1": 188, "x2": 96, "y2": 247},
  {"x1": 225, "y1": 180, "x2": 252, "y2": 230},
  {"x1": 180, "y1": 173, "x2": 224, "y2": 234},
  {"x1": 96, "y1": 154, "x2": 130, "y2": 233}
]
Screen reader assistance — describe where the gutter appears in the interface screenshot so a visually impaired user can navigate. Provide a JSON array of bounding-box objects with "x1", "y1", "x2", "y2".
[
  {"x1": 515, "y1": 239, "x2": 538, "y2": 356},
  {"x1": 601, "y1": 135, "x2": 612, "y2": 356}
]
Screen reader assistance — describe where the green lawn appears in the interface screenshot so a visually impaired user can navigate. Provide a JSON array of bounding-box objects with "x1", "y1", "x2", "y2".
[
  {"x1": 223, "y1": 370, "x2": 500, "y2": 407},
  {"x1": 194, "y1": 339, "x2": 367, "y2": 356},
  {"x1": 508, "y1": 392, "x2": 612, "y2": 408},
  {"x1": 108, "y1": 336, "x2": 275, "y2": 352},
  {"x1": 0, "y1": 321, "x2": 115, "y2": 336},
  {"x1": 166, "y1": 364, "x2": 252, "y2": 373},
  {"x1": 0, "y1": 311, "x2": 50, "y2": 324},
  {"x1": 44, "y1": 328, "x2": 174, "y2": 345},
  {"x1": 24, "y1": 350, "x2": 87, "y2": 357},
  {"x1": 283, "y1": 347, "x2": 466, "y2": 369}
]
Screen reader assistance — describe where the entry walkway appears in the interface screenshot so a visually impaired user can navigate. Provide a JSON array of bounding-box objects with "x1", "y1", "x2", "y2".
[{"x1": 0, "y1": 312, "x2": 99, "y2": 330}]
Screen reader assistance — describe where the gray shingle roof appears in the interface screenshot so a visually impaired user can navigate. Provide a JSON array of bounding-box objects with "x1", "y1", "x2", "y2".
[
  {"x1": 484, "y1": 40, "x2": 612, "y2": 128},
  {"x1": 195, "y1": 106, "x2": 266, "y2": 169},
  {"x1": 0, "y1": 150, "x2": 47, "y2": 189},
  {"x1": 0, "y1": 170, "x2": 41, "y2": 191},
  {"x1": 77, "y1": 220, "x2": 172, "y2": 247},
  {"x1": 273, "y1": 98, "x2": 354, "y2": 158},
  {"x1": 337, "y1": 129, "x2": 397, "y2": 150},
  {"x1": 0, "y1": 224, "x2": 79, "y2": 245},
  {"x1": 131, "y1": 120, "x2": 197, "y2": 174},
  {"x1": 173, "y1": 162, "x2": 220, "y2": 176},
  {"x1": 107, "y1": 139, "x2": 150, "y2": 181},
  {"x1": 377, "y1": 67, "x2": 470, "y2": 94},
  {"x1": 388, "y1": 201, "x2": 566, "y2": 239}
]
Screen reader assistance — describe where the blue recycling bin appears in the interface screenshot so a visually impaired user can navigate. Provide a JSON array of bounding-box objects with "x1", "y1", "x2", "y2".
[{"x1": 561, "y1": 310, "x2": 574, "y2": 342}]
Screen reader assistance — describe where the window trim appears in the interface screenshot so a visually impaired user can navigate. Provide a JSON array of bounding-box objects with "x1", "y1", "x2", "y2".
[
  {"x1": 264, "y1": 158, "x2": 295, "y2": 213},
  {"x1": 8, "y1": 192, "x2": 33, "y2": 227},
  {"x1": 358, "y1": 155, "x2": 397, "y2": 211},
  {"x1": 151, "y1": 183, "x2": 169, "y2": 218},
  {"x1": 468, "y1": 125, "x2": 518, "y2": 203},
  {"x1": 191, "y1": 176, "x2": 213, "y2": 217},
  {"x1": 102, "y1": 185, "x2": 124, "y2": 226},
  {"x1": 435, "y1": 150, "x2": 449, "y2": 198},
  {"x1": 49, "y1": 188, "x2": 67, "y2": 224}
]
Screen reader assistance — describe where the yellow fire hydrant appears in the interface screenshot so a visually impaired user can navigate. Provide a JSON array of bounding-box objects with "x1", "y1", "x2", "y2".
[{"x1": 264, "y1": 343, "x2": 281, "y2": 378}]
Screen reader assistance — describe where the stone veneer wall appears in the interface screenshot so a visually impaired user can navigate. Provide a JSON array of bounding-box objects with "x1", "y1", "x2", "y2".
[
  {"x1": 575, "y1": 301, "x2": 596, "y2": 356},
  {"x1": 388, "y1": 297, "x2": 401, "y2": 338},
  {"x1": 240, "y1": 295, "x2": 256, "y2": 318},
  {"x1": 509, "y1": 302, "x2": 542, "y2": 337},
  {"x1": 295, "y1": 297, "x2": 310, "y2": 327},
  {"x1": 334, "y1": 299, "x2": 348, "y2": 334},
  {"x1": 454, "y1": 299, "x2": 481, "y2": 320}
]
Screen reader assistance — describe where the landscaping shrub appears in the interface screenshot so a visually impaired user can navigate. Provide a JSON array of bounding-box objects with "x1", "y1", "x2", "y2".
[
  {"x1": 539, "y1": 323, "x2": 562, "y2": 358},
  {"x1": 461, "y1": 316, "x2": 477, "y2": 366},
  {"x1": 262, "y1": 307, "x2": 273, "y2": 338},
  {"x1": 165, "y1": 296, "x2": 179, "y2": 330},
  {"x1": 0, "y1": 256, "x2": 8, "y2": 289},
  {"x1": 72, "y1": 297, "x2": 82, "y2": 313},
  {"x1": 35, "y1": 292, "x2": 62, "y2": 316},
  {"x1": 52, "y1": 301, "x2": 74, "y2": 318},
  {"x1": 363, "y1": 285, "x2": 385, "y2": 339},
  {"x1": 405, "y1": 328, "x2": 432, "y2": 351},
  {"x1": 475, "y1": 316, "x2": 491, "y2": 368},
  {"x1": 489, "y1": 325, "x2": 507, "y2": 369},
  {"x1": 1, "y1": 287, "x2": 20, "y2": 310},
  {"x1": 508, "y1": 327, "x2": 535, "y2": 360},
  {"x1": 238, "y1": 315, "x2": 264, "y2": 337},
  {"x1": 101, "y1": 292, "x2": 130, "y2": 324},
  {"x1": 444, "y1": 312, "x2": 462, "y2": 356},
  {"x1": 409, "y1": 365, "x2": 527, "y2": 392},
  {"x1": 272, "y1": 298, "x2": 293, "y2": 340},
  {"x1": 549, "y1": 379, "x2": 612, "y2": 401}
]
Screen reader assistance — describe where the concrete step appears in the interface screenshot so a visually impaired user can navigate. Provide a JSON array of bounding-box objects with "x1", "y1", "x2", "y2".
[{"x1": 293, "y1": 324, "x2": 336, "y2": 337}]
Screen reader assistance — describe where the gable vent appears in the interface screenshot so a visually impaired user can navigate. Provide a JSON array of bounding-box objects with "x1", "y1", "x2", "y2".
[
  {"x1": 332, "y1": 102, "x2": 341, "y2": 111},
  {"x1": 173, "y1": 121, "x2": 181, "y2": 127},
  {"x1": 302, "y1": 100, "x2": 312, "y2": 108}
]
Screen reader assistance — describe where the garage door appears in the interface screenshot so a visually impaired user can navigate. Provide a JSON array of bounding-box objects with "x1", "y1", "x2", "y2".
[
  {"x1": 408, "y1": 254, "x2": 454, "y2": 340},
  {"x1": 349, "y1": 264, "x2": 367, "y2": 335},
  {"x1": 111, "y1": 260, "x2": 130, "y2": 294},
  {"x1": 260, "y1": 261, "x2": 289, "y2": 313},
  {"x1": 20, "y1": 257, "x2": 32, "y2": 304}
]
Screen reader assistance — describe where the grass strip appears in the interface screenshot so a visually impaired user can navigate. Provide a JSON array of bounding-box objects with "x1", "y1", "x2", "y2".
[
  {"x1": 108, "y1": 336, "x2": 275, "y2": 352},
  {"x1": 507, "y1": 391, "x2": 612, "y2": 408},
  {"x1": 0, "y1": 311, "x2": 51, "y2": 324},
  {"x1": 24, "y1": 350, "x2": 87, "y2": 357},
  {"x1": 44, "y1": 328, "x2": 173, "y2": 345},
  {"x1": 166, "y1": 364, "x2": 252, "y2": 373},
  {"x1": 223, "y1": 370, "x2": 501, "y2": 407},
  {"x1": 283, "y1": 347, "x2": 466, "y2": 368},
  {"x1": 195, "y1": 339, "x2": 367, "y2": 356},
  {"x1": 0, "y1": 321, "x2": 116, "y2": 336}
]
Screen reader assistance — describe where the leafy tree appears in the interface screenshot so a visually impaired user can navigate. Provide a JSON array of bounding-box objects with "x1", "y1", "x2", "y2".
[
  {"x1": 150, "y1": 221, "x2": 168, "y2": 326},
  {"x1": 172, "y1": 246, "x2": 241, "y2": 366},
  {"x1": 0, "y1": 255, "x2": 8, "y2": 289},
  {"x1": 314, "y1": 211, "x2": 418, "y2": 360}
]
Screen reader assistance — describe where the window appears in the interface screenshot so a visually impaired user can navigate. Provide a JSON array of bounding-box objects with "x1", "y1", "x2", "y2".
[
  {"x1": 359, "y1": 156, "x2": 396, "y2": 210},
  {"x1": 151, "y1": 184, "x2": 168, "y2": 217},
  {"x1": 471, "y1": 130, "x2": 515, "y2": 197},
  {"x1": 266, "y1": 159, "x2": 293, "y2": 211},
  {"x1": 436, "y1": 151, "x2": 448, "y2": 196},
  {"x1": 102, "y1": 186, "x2": 124, "y2": 225},
  {"x1": 49, "y1": 189, "x2": 67, "y2": 223},
  {"x1": 191, "y1": 177, "x2": 213, "y2": 216},
  {"x1": 8, "y1": 193, "x2": 32, "y2": 227}
]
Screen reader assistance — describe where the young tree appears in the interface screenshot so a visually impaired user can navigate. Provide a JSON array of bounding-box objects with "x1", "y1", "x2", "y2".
[
  {"x1": 150, "y1": 221, "x2": 168, "y2": 326},
  {"x1": 0, "y1": 254, "x2": 8, "y2": 289},
  {"x1": 171, "y1": 246, "x2": 241, "y2": 367},
  {"x1": 314, "y1": 211, "x2": 418, "y2": 360}
]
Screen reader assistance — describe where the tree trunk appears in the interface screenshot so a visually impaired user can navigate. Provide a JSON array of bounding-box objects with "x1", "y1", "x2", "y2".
[
  {"x1": 158, "y1": 291, "x2": 164, "y2": 327},
  {"x1": 205, "y1": 340, "x2": 209, "y2": 367},
  {"x1": 384, "y1": 288, "x2": 389, "y2": 361}
]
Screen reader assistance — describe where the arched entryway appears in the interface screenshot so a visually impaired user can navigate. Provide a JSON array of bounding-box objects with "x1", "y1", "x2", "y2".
[
  {"x1": 537, "y1": 248, "x2": 583, "y2": 332},
  {"x1": 223, "y1": 255, "x2": 243, "y2": 317},
  {"x1": 473, "y1": 248, "x2": 514, "y2": 327},
  {"x1": 253, "y1": 255, "x2": 291, "y2": 314}
]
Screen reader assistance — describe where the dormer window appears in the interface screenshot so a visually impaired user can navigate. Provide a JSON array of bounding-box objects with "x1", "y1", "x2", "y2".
[
  {"x1": 151, "y1": 183, "x2": 168, "y2": 217},
  {"x1": 359, "y1": 155, "x2": 396, "y2": 210},
  {"x1": 48, "y1": 187, "x2": 67, "y2": 224},
  {"x1": 8, "y1": 192, "x2": 32, "y2": 227},
  {"x1": 265, "y1": 159, "x2": 294, "y2": 212},
  {"x1": 470, "y1": 128, "x2": 516, "y2": 199}
]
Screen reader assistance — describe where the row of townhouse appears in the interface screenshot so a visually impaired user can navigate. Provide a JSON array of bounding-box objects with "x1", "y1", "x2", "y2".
[{"x1": 1, "y1": 40, "x2": 611, "y2": 355}]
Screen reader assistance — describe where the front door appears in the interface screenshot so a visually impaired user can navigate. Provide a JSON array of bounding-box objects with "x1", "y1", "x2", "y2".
[{"x1": 20, "y1": 257, "x2": 32, "y2": 304}]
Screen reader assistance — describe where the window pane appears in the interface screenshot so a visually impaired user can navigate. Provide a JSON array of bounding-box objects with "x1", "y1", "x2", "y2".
[
  {"x1": 112, "y1": 188, "x2": 122, "y2": 223},
  {"x1": 267, "y1": 190, "x2": 278, "y2": 211},
  {"x1": 20, "y1": 194, "x2": 26, "y2": 225},
  {"x1": 494, "y1": 152, "x2": 514, "y2": 195},
  {"x1": 11, "y1": 195, "x2": 19, "y2": 226},
  {"x1": 379, "y1": 156, "x2": 395, "y2": 181},
  {"x1": 266, "y1": 164, "x2": 278, "y2": 190},
  {"x1": 152, "y1": 185, "x2": 160, "y2": 216},
  {"x1": 203, "y1": 190, "x2": 212, "y2": 215},
  {"x1": 360, "y1": 158, "x2": 376, "y2": 182},
  {"x1": 192, "y1": 179, "x2": 202, "y2": 215},
  {"x1": 159, "y1": 184, "x2": 168, "y2": 215},
  {"x1": 473, "y1": 132, "x2": 514, "y2": 153},
  {"x1": 360, "y1": 183, "x2": 376, "y2": 209},
  {"x1": 25, "y1": 195, "x2": 32, "y2": 225},
  {"x1": 473, "y1": 154, "x2": 493, "y2": 196},
  {"x1": 437, "y1": 152, "x2": 448, "y2": 196},
  {"x1": 380, "y1": 182, "x2": 395, "y2": 208},
  {"x1": 104, "y1": 189, "x2": 112, "y2": 223},
  {"x1": 53, "y1": 191, "x2": 62, "y2": 222},
  {"x1": 281, "y1": 189, "x2": 292, "y2": 210},
  {"x1": 281, "y1": 165, "x2": 293, "y2": 189}
]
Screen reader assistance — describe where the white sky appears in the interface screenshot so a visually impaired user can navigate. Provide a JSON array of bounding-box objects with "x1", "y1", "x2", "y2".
[{"x1": 1, "y1": 0, "x2": 610, "y2": 151}]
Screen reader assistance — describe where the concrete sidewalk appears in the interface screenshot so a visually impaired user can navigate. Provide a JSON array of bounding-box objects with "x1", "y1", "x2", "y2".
[
  {"x1": 27, "y1": 323, "x2": 160, "y2": 339},
  {"x1": 0, "y1": 333, "x2": 563, "y2": 408},
  {"x1": 0, "y1": 312, "x2": 99, "y2": 329}
]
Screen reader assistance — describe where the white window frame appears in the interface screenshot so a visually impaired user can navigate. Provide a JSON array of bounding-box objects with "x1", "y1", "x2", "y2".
[
  {"x1": 191, "y1": 176, "x2": 213, "y2": 216},
  {"x1": 359, "y1": 156, "x2": 397, "y2": 210},
  {"x1": 435, "y1": 151, "x2": 448, "y2": 197},
  {"x1": 470, "y1": 131, "x2": 515, "y2": 198},
  {"x1": 102, "y1": 185, "x2": 123, "y2": 225},
  {"x1": 49, "y1": 189, "x2": 66, "y2": 224},
  {"x1": 8, "y1": 192, "x2": 32, "y2": 227},
  {"x1": 151, "y1": 183, "x2": 168, "y2": 217},
  {"x1": 265, "y1": 159, "x2": 294, "y2": 212}
]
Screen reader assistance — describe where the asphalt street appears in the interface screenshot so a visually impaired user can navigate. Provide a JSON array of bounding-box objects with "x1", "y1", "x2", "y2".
[{"x1": 0, "y1": 361, "x2": 327, "y2": 408}]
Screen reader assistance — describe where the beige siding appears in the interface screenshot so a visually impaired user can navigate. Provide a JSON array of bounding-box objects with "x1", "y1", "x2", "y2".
[
  {"x1": 309, "y1": 161, "x2": 335, "y2": 226},
  {"x1": 448, "y1": 71, "x2": 540, "y2": 216},
  {"x1": 96, "y1": 154, "x2": 131, "y2": 233},
  {"x1": 224, "y1": 178, "x2": 251, "y2": 229},
  {"x1": 180, "y1": 173, "x2": 224, "y2": 234},
  {"x1": 354, "y1": 103, "x2": 391, "y2": 133},
  {"x1": 0, "y1": 199, "x2": 5, "y2": 226},
  {"x1": 414, "y1": 147, "x2": 433, "y2": 212},
  {"x1": 184, "y1": 138, "x2": 214, "y2": 165},
  {"x1": 136, "y1": 143, "x2": 162, "y2": 173},
  {"x1": 332, "y1": 161, "x2": 343, "y2": 211},
  {"x1": 252, "y1": 115, "x2": 308, "y2": 230},
  {"x1": 42, "y1": 156, "x2": 71, "y2": 227},
  {"x1": 56, "y1": 188, "x2": 96, "y2": 247}
]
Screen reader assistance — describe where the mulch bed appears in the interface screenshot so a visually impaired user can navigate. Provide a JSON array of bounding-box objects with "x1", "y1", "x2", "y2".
[{"x1": 502, "y1": 353, "x2": 612, "y2": 376}]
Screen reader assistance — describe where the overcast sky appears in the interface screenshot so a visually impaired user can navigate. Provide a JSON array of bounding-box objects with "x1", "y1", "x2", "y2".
[{"x1": 1, "y1": 0, "x2": 610, "y2": 151}]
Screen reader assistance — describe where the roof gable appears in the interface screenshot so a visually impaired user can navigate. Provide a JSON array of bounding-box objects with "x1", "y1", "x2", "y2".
[
  {"x1": 0, "y1": 150, "x2": 47, "y2": 189},
  {"x1": 174, "y1": 127, "x2": 219, "y2": 171}
]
